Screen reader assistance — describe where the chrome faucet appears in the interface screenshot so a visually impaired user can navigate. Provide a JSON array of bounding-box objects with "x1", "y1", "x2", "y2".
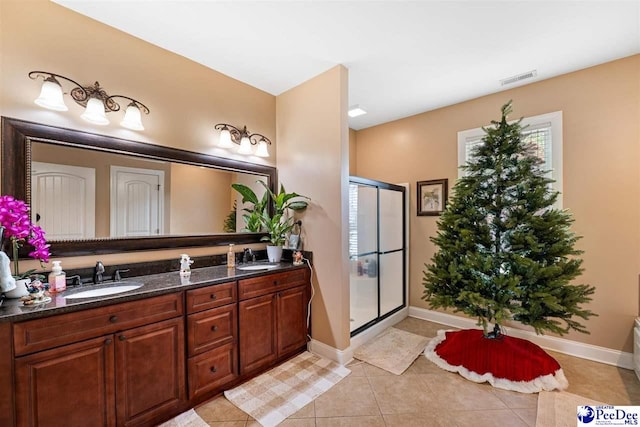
[
  {"x1": 94, "y1": 261, "x2": 105, "y2": 284},
  {"x1": 242, "y1": 248, "x2": 255, "y2": 264}
]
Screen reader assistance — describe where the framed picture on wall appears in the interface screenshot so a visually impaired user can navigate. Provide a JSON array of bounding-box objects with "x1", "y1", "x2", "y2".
[{"x1": 417, "y1": 179, "x2": 448, "y2": 216}]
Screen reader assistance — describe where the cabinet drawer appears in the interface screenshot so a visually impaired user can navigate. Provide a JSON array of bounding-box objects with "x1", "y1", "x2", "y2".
[
  {"x1": 238, "y1": 269, "x2": 308, "y2": 300},
  {"x1": 186, "y1": 281, "x2": 236, "y2": 314},
  {"x1": 14, "y1": 292, "x2": 184, "y2": 356},
  {"x1": 188, "y1": 342, "x2": 237, "y2": 399},
  {"x1": 187, "y1": 304, "x2": 237, "y2": 356}
]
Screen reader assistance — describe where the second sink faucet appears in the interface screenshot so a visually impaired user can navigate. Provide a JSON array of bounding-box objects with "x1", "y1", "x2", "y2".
[
  {"x1": 242, "y1": 248, "x2": 255, "y2": 264},
  {"x1": 94, "y1": 261, "x2": 105, "y2": 284}
]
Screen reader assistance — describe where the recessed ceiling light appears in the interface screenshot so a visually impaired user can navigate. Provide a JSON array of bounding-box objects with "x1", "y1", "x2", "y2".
[{"x1": 348, "y1": 105, "x2": 367, "y2": 118}]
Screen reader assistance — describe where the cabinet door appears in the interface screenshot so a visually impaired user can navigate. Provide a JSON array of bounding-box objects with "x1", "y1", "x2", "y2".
[
  {"x1": 115, "y1": 317, "x2": 186, "y2": 427},
  {"x1": 277, "y1": 285, "x2": 309, "y2": 356},
  {"x1": 15, "y1": 335, "x2": 116, "y2": 427},
  {"x1": 239, "y1": 293, "x2": 277, "y2": 374}
]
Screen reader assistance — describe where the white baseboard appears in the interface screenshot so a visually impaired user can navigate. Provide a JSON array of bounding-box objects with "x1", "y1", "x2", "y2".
[
  {"x1": 409, "y1": 306, "x2": 634, "y2": 370},
  {"x1": 308, "y1": 338, "x2": 352, "y2": 366},
  {"x1": 309, "y1": 307, "x2": 409, "y2": 366}
]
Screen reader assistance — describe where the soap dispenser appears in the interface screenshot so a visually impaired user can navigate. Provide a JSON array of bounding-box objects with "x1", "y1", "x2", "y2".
[
  {"x1": 48, "y1": 260, "x2": 66, "y2": 292},
  {"x1": 227, "y1": 244, "x2": 236, "y2": 268}
]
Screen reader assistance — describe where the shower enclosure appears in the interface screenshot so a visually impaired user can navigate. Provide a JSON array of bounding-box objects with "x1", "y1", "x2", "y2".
[{"x1": 349, "y1": 177, "x2": 406, "y2": 336}]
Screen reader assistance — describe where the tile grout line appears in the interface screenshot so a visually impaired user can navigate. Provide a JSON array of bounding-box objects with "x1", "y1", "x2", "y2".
[{"x1": 363, "y1": 364, "x2": 390, "y2": 426}]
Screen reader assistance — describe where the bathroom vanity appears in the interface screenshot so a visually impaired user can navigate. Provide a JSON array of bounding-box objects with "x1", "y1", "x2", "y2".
[{"x1": 0, "y1": 263, "x2": 311, "y2": 427}]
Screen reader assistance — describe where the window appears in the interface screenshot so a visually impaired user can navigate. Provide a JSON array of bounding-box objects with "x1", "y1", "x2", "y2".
[{"x1": 457, "y1": 111, "x2": 563, "y2": 207}]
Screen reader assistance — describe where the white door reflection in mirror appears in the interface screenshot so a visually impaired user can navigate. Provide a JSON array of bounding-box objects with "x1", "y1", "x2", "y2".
[
  {"x1": 32, "y1": 161, "x2": 96, "y2": 240},
  {"x1": 110, "y1": 166, "x2": 164, "y2": 237}
]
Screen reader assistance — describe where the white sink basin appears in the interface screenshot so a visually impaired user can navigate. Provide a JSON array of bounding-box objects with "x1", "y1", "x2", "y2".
[
  {"x1": 64, "y1": 282, "x2": 143, "y2": 299},
  {"x1": 236, "y1": 264, "x2": 278, "y2": 271}
]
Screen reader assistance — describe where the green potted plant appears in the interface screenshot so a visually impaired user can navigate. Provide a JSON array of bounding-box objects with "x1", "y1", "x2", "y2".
[
  {"x1": 232, "y1": 181, "x2": 309, "y2": 262},
  {"x1": 231, "y1": 183, "x2": 269, "y2": 232}
]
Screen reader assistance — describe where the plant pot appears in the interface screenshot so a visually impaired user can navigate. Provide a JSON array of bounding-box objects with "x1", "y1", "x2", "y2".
[
  {"x1": 5, "y1": 278, "x2": 30, "y2": 299},
  {"x1": 266, "y1": 245, "x2": 283, "y2": 263}
]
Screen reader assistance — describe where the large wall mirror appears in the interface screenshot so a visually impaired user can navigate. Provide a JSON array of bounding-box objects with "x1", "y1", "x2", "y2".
[{"x1": 1, "y1": 117, "x2": 276, "y2": 257}]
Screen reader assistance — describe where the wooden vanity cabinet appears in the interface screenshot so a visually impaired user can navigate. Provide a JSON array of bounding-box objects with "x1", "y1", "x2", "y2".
[
  {"x1": 238, "y1": 268, "x2": 310, "y2": 375},
  {"x1": 185, "y1": 281, "x2": 238, "y2": 402},
  {"x1": 13, "y1": 293, "x2": 186, "y2": 427},
  {"x1": 8, "y1": 266, "x2": 311, "y2": 426}
]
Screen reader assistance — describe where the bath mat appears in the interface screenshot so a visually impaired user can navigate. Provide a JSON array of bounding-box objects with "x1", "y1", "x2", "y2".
[
  {"x1": 224, "y1": 351, "x2": 350, "y2": 427},
  {"x1": 158, "y1": 408, "x2": 210, "y2": 427},
  {"x1": 354, "y1": 327, "x2": 430, "y2": 375},
  {"x1": 536, "y1": 391, "x2": 606, "y2": 427}
]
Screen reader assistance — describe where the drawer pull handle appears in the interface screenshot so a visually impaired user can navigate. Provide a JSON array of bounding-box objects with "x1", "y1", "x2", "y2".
[
  {"x1": 105, "y1": 338, "x2": 112, "y2": 346},
  {"x1": 211, "y1": 325, "x2": 218, "y2": 332},
  {"x1": 109, "y1": 315, "x2": 118, "y2": 323},
  {"x1": 119, "y1": 335, "x2": 127, "y2": 341},
  {"x1": 273, "y1": 280, "x2": 278, "y2": 286},
  {"x1": 210, "y1": 294, "x2": 217, "y2": 300},
  {"x1": 210, "y1": 366, "x2": 217, "y2": 373}
]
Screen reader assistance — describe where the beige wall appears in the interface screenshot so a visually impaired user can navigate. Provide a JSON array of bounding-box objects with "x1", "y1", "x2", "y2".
[
  {"x1": 1, "y1": 0, "x2": 275, "y2": 270},
  {"x1": 169, "y1": 164, "x2": 232, "y2": 234},
  {"x1": 276, "y1": 66, "x2": 350, "y2": 350},
  {"x1": 355, "y1": 55, "x2": 640, "y2": 353},
  {"x1": 349, "y1": 128, "x2": 357, "y2": 174}
]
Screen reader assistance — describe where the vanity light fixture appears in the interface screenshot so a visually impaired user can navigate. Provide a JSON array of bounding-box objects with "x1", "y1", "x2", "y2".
[
  {"x1": 28, "y1": 71, "x2": 150, "y2": 131},
  {"x1": 214, "y1": 123, "x2": 272, "y2": 158}
]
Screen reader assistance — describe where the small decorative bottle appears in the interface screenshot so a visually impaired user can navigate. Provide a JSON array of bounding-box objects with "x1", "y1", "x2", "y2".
[
  {"x1": 227, "y1": 244, "x2": 236, "y2": 268},
  {"x1": 48, "y1": 260, "x2": 66, "y2": 292},
  {"x1": 180, "y1": 254, "x2": 193, "y2": 277}
]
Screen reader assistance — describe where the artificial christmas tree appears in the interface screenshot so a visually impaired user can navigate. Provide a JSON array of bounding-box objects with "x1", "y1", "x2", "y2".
[{"x1": 422, "y1": 101, "x2": 596, "y2": 392}]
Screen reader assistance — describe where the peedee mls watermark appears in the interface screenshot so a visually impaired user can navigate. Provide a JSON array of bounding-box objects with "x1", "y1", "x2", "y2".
[{"x1": 578, "y1": 406, "x2": 640, "y2": 426}]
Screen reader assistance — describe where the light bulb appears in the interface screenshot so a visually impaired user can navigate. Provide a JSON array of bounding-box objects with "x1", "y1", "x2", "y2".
[
  {"x1": 254, "y1": 140, "x2": 269, "y2": 157},
  {"x1": 34, "y1": 77, "x2": 68, "y2": 111},
  {"x1": 218, "y1": 128, "x2": 234, "y2": 148},
  {"x1": 120, "y1": 103, "x2": 144, "y2": 131},
  {"x1": 237, "y1": 135, "x2": 253, "y2": 155},
  {"x1": 80, "y1": 97, "x2": 109, "y2": 125}
]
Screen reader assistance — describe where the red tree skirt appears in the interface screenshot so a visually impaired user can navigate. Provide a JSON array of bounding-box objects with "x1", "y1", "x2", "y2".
[{"x1": 424, "y1": 329, "x2": 569, "y2": 393}]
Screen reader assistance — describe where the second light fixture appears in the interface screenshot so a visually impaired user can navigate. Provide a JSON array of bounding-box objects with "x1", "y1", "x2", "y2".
[{"x1": 214, "y1": 123, "x2": 271, "y2": 158}]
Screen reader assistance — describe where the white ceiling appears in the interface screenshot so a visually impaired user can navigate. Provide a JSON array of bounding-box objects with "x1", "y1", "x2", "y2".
[{"x1": 53, "y1": 0, "x2": 640, "y2": 130}]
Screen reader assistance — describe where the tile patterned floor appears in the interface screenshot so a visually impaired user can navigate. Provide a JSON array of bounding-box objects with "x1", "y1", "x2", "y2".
[{"x1": 194, "y1": 318, "x2": 640, "y2": 426}]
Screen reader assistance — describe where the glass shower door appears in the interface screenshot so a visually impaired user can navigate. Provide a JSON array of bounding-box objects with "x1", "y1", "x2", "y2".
[
  {"x1": 349, "y1": 183, "x2": 379, "y2": 332},
  {"x1": 378, "y1": 188, "x2": 404, "y2": 317},
  {"x1": 349, "y1": 177, "x2": 406, "y2": 336}
]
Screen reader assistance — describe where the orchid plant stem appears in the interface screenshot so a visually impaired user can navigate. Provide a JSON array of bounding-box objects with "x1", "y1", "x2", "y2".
[{"x1": 12, "y1": 239, "x2": 19, "y2": 278}]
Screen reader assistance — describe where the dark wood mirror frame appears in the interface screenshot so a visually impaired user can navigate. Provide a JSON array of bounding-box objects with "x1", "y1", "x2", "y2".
[{"x1": 1, "y1": 117, "x2": 276, "y2": 257}]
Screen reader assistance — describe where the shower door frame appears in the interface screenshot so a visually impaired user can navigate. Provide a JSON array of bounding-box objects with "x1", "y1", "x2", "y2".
[{"x1": 349, "y1": 176, "x2": 407, "y2": 338}]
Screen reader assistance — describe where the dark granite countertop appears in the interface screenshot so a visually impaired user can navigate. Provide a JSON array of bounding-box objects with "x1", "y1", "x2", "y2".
[{"x1": 0, "y1": 262, "x2": 307, "y2": 323}]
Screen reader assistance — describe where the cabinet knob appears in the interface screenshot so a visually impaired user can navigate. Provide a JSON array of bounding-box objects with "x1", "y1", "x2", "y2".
[
  {"x1": 105, "y1": 338, "x2": 112, "y2": 346},
  {"x1": 210, "y1": 294, "x2": 217, "y2": 300},
  {"x1": 109, "y1": 315, "x2": 118, "y2": 323},
  {"x1": 119, "y1": 335, "x2": 127, "y2": 341},
  {"x1": 210, "y1": 366, "x2": 217, "y2": 373},
  {"x1": 273, "y1": 280, "x2": 278, "y2": 286},
  {"x1": 211, "y1": 325, "x2": 218, "y2": 332}
]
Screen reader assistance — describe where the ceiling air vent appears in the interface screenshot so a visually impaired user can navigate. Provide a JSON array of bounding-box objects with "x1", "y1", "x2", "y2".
[{"x1": 500, "y1": 70, "x2": 537, "y2": 86}]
